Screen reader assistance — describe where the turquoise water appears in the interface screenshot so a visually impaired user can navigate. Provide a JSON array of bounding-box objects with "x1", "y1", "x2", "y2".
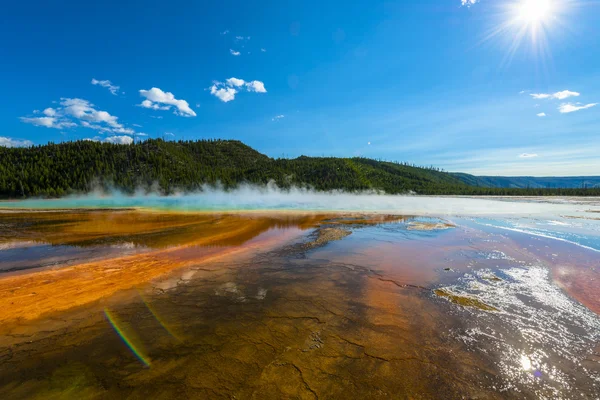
[
  {"x1": 4, "y1": 194, "x2": 600, "y2": 252},
  {"x1": 2, "y1": 192, "x2": 599, "y2": 216}
]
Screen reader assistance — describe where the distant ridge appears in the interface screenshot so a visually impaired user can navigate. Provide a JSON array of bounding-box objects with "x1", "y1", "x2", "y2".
[
  {"x1": 1, "y1": 139, "x2": 599, "y2": 198},
  {"x1": 452, "y1": 174, "x2": 600, "y2": 189}
]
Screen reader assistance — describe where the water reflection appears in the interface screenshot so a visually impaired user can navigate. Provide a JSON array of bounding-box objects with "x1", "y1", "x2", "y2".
[{"x1": 0, "y1": 210, "x2": 599, "y2": 398}]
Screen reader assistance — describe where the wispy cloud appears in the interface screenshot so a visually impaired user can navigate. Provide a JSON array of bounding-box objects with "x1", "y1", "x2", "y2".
[
  {"x1": 230, "y1": 49, "x2": 240, "y2": 56},
  {"x1": 530, "y1": 90, "x2": 579, "y2": 100},
  {"x1": 221, "y1": 30, "x2": 229, "y2": 35},
  {"x1": 209, "y1": 77, "x2": 267, "y2": 102},
  {"x1": 139, "y1": 87, "x2": 196, "y2": 117},
  {"x1": 519, "y1": 153, "x2": 539, "y2": 158},
  {"x1": 91, "y1": 78, "x2": 120, "y2": 95},
  {"x1": 536, "y1": 112, "x2": 546, "y2": 117},
  {"x1": 61, "y1": 98, "x2": 122, "y2": 127},
  {"x1": 558, "y1": 103, "x2": 598, "y2": 114},
  {"x1": 261, "y1": 48, "x2": 266, "y2": 52},
  {"x1": 0, "y1": 136, "x2": 34, "y2": 148},
  {"x1": 272, "y1": 115, "x2": 285, "y2": 121},
  {"x1": 20, "y1": 98, "x2": 137, "y2": 138},
  {"x1": 20, "y1": 116, "x2": 76, "y2": 129},
  {"x1": 461, "y1": 0, "x2": 479, "y2": 6}
]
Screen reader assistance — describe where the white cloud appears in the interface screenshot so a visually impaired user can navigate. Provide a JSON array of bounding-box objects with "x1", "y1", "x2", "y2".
[
  {"x1": 20, "y1": 116, "x2": 77, "y2": 129},
  {"x1": 61, "y1": 98, "x2": 122, "y2": 127},
  {"x1": 246, "y1": 80, "x2": 267, "y2": 93},
  {"x1": 235, "y1": 36, "x2": 244, "y2": 40},
  {"x1": 0, "y1": 136, "x2": 34, "y2": 148},
  {"x1": 141, "y1": 99, "x2": 170, "y2": 110},
  {"x1": 136, "y1": 133, "x2": 148, "y2": 137},
  {"x1": 85, "y1": 135, "x2": 142, "y2": 144},
  {"x1": 113, "y1": 127, "x2": 135, "y2": 134},
  {"x1": 165, "y1": 132, "x2": 175, "y2": 137},
  {"x1": 139, "y1": 87, "x2": 196, "y2": 117},
  {"x1": 536, "y1": 112, "x2": 546, "y2": 117},
  {"x1": 209, "y1": 78, "x2": 267, "y2": 102},
  {"x1": 272, "y1": 114, "x2": 285, "y2": 121},
  {"x1": 21, "y1": 117, "x2": 58, "y2": 128},
  {"x1": 132, "y1": 123, "x2": 143, "y2": 128},
  {"x1": 80, "y1": 121, "x2": 111, "y2": 132},
  {"x1": 519, "y1": 153, "x2": 539, "y2": 158},
  {"x1": 221, "y1": 30, "x2": 229, "y2": 35},
  {"x1": 226, "y1": 77, "x2": 245, "y2": 87},
  {"x1": 43, "y1": 108, "x2": 56, "y2": 117},
  {"x1": 461, "y1": 0, "x2": 479, "y2": 6},
  {"x1": 105, "y1": 135, "x2": 133, "y2": 144},
  {"x1": 230, "y1": 49, "x2": 241, "y2": 56},
  {"x1": 210, "y1": 85, "x2": 237, "y2": 102},
  {"x1": 531, "y1": 90, "x2": 580, "y2": 100},
  {"x1": 21, "y1": 98, "x2": 138, "y2": 136},
  {"x1": 558, "y1": 103, "x2": 598, "y2": 114},
  {"x1": 91, "y1": 78, "x2": 120, "y2": 95}
]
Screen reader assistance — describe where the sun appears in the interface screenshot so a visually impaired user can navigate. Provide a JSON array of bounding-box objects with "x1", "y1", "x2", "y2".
[
  {"x1": 473, "y1": 0, "x2": 575, "y2": 67},
  {"x1": 517, "y1": 0, "x2": 553, "y2": 23}
]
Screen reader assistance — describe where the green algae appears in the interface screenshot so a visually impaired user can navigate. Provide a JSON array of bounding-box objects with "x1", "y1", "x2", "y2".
[
  {"x1": 434, "y1": 289, "x2": 498, "y2": 312},
  {"x1": 482, "y1": 275, "x2": 502, "y2": 282}
]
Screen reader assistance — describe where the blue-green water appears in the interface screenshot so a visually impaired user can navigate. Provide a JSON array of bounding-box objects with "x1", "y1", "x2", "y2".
[{"x1": 2, "y1": 192, "x2": 598, "y2": 216}]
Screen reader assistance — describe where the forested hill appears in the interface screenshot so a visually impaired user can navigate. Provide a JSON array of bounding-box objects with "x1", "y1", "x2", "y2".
[{"x1": 1, "y1": 139, "x2": 599, "y2": 198}]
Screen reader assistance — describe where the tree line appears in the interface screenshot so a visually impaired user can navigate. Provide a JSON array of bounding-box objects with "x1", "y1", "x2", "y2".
[{"x1": 1, "y1": 139, "x2": 599, "y2": 198}]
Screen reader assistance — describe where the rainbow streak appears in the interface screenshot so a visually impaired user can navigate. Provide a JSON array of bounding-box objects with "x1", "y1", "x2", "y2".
[
  {"x1": 137, "y1": 288, "x2": 183, "y2": 342},
  {"x1": 104, "y1": 308, "x2": 151, "y2": 367}
]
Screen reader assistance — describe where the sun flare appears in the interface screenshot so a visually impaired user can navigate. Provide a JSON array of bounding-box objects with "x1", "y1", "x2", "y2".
[
  {"x1": 517, "y1": 0, "x2": 553, "y2": 23},
  {"x1": 474, "y1": 0, "x2": 571, "y2": 66}
]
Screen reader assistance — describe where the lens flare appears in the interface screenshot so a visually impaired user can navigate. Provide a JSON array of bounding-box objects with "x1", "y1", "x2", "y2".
[
  {"x1": 471, "y1": 0, "x2": 577, "y2": 68},
  {"x1": 137, "y1": 288, "x2": 183, "y2": 342},
  {"x1": 104, "y1": 308, "x2": 151, "y2": 367}
]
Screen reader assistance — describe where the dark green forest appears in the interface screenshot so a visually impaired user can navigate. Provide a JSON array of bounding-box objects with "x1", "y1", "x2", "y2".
[{"x1": 1, "y1": 139, "x2": 599, "y2": 198}]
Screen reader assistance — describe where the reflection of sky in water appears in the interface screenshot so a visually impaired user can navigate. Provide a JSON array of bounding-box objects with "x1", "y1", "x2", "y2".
[
  {"x1": 469, "y1": 216, "x2": 600, "y2": 252},
  {"x1": 0, "y1": 243, "x2": 136, "y2": 273},
  {"x1": 2, "y1": 200, "x2": 600, "y2": 396}
]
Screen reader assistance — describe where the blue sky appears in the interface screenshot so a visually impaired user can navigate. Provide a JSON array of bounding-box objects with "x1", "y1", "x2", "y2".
[{"x1": 1, "y1": 0, "x2": 599, "y2": 176}]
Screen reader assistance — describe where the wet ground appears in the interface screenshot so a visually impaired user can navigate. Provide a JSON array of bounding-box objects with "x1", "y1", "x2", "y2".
[{"x1": 1, "y1": 207, "x2": 599, "y2": 399}]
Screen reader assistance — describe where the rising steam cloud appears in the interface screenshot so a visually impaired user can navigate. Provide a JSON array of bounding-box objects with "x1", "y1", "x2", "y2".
[{"x1": 1, "y1": 182, "x2": 593, "y2": 217}]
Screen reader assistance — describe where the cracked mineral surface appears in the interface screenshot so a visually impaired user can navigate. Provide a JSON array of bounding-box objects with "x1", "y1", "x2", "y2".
[{"x1": 0, "y1": 210, "x2": 599, "y2": 399}]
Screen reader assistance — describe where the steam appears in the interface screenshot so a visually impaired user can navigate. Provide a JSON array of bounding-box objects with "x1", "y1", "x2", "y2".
[{"x1": 2, "y1": 182, "x2": 598, "y2": 217}]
